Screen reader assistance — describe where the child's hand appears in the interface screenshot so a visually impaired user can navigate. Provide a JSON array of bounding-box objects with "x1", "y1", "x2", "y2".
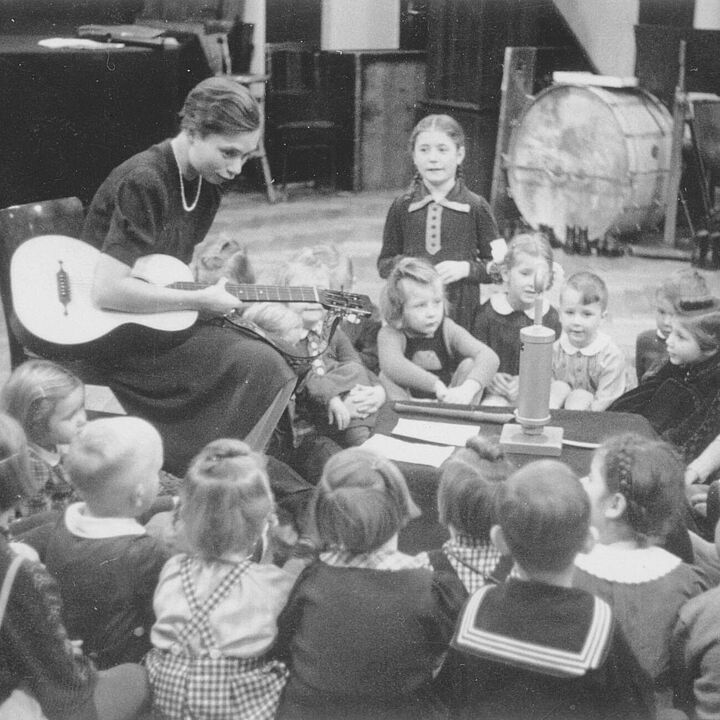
[
  {"x1": 686, "y1": 483, "x2": 710, "y2": 518},
  {"x1": 434, "y1": 380, "x2": 449, "y2": 401},
  {"x1": 434, "y1": 260, "x2": 470, "y2": 284},
  {"x1": 443, "y1": 380, "x2": 482, "y2": 405},
  {"x1": 328, "y1": 396, "x2": 351, "y2": 430},
  {"x1": 348, "y1": 384, "x2": 385, "y2": 416},
  {"x1": 489, "y1": 373, "x2": 518, "y2": 402}
]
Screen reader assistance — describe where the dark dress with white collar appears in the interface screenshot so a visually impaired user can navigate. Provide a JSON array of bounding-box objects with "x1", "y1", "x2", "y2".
[{"x1": 378, "y1": 179, "x2": 498, "y2": 331}]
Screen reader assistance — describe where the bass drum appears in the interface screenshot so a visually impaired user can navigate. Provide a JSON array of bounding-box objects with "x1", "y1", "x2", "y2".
[{"x1": 506, "y1": 84, "x2": 672, "y2": 242}]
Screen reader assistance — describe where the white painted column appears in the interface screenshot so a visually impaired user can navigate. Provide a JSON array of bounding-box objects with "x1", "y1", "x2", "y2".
[
  {"x1": 695, "y1": 0, "x2": 720, "y2": 29},
  {"x1": 321, "y1": 0, "x2": 400, "y2": 50},
  {"x1": 243, "y1": 0, "x2": 266, "y2": 76}
]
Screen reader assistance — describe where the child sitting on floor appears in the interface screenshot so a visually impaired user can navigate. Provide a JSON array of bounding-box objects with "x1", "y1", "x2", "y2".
[
  {"x1": 273, "y1": 447, "x2": 466, "y2": 720},
  {"x1": 574, "y1": 433, "x2": 707, "y2": 704},
  {"x1": 550, "y1": 271, "x2": 627, "y2": 410},
  {"x1": 278, "y1": 257, "x2": 386, "y2": 448},
  {"x1": 635, "y1": 269, "x2": 709, "y2": 383},
  {"x1": 0, "y1": 359, "x2": 86, "y2": 523},
  {"x1": 146, "y1": 439, "x2": 308, "y2": 720},
  {"x1": 378, "y1": 257, "x2": 498, "y2": 404},
  {"x1": 0, "y1": 412, "x2": 150, "y2": 720},
  {"x1": 473, "y1": 232, "x2": 561, "y2": 405},
  {"x1": 436, "y1": 459, "x2": 655, "y2": 720},
  {"x1": 21, "y1": 416, "x2": 171, "y2": 670},
  {"x1": 421, "y1": 435, "x2": 514, "y2": 594}
]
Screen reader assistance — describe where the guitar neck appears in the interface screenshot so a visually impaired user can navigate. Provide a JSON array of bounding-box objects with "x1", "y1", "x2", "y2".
[{"x1": 170, "y1": 282, "x2": 320, "y2": 304}]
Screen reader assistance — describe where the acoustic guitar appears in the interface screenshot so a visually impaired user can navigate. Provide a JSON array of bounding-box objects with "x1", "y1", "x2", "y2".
[{"x1": 11, "y1": 235, "x2": 373, "y2": 346}]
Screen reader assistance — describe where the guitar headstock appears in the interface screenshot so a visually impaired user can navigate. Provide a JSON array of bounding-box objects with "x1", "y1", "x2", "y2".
[{"x1": 317, "y1": 289, "x2": 374, "y2": 317}]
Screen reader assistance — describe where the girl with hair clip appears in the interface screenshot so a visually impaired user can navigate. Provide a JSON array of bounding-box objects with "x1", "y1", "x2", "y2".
[
  {"x1": 574, "y1": 433, "x2": 707, "y2": 705},
  {"x1": 273, "y1": 448, "x2": 466, "y2": 720},
  {"x1": 378, "y1": 256, "x2": 499, "y2": 404},
  {"x1": 146, "y1": 439, "x2": 308, "y2": 720},
  {"x1": 472, "y1": 232, "x2": 561, "y2": 405},
  {"x1": 421, "y1": 435, "x2": 515, "y2": 594},
  {"x1": 377, "y1": 114, "x2": 501, "y2": 331},
  {"x1": 0, "y1": 413, "x2": 150, "y2": 720},
  {"x1": 0, "y1": 359, "x2": 86, "y2": 523}
]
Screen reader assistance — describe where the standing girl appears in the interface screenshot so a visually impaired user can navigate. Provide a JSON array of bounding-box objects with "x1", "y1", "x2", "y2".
[
  {"x1": 377, "y1": 257, "x2": 499, "y2": 404},
  {"x1": 473, "y1": 233, "x2": 561, "y2": 405},
  {"x1": 0, "y1": 359, "x2": 86, "y2": 520},
  {"x1": 145, "y1": 439, "x2": 306, "y2": 720},
  {"x1": 378, "y1": 114, "x2": 500, "y2": 331},
  {"x1": 574, "y1": 433, "x2": 706, "y2": 701},
  {"x1": 274, "y1": 448, "x2": 466, "y2": 720}
]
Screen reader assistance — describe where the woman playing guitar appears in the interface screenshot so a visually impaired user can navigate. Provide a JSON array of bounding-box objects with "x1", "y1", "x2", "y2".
[{"x1": 76, "y1": 77, "x2": 297, "y2": 475}]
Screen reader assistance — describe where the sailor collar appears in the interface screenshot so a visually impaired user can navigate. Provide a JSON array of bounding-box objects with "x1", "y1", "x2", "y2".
[
  {"x1": 65, "y1": 502, "x2": 146, "y2": 539},
  {"x1": 490, "y1": 292, "x2": 550, "y2": 320},
  {"x1": 558, "y1": 331, "x2": 611, "y2": 357}
]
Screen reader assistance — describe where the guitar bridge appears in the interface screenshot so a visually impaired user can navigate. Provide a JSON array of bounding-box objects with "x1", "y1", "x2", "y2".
[{"x1": 56, "y1": 261, "x2": 71, "y2": 316}]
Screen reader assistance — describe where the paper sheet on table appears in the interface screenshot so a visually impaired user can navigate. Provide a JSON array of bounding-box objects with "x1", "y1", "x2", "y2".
[
  {"x1": 38, "y1": 38, "x2": 125, "y2": 49},
  {"x1": 392, "y1": 418, "x2": 481, "y2": 446},
  {"x1": 361, "y1": 434, "x2": 455, "y2": 468}
]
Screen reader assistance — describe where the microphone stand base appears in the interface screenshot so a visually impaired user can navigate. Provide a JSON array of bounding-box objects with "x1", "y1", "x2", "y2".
[{"x1": 499, "y1": 423, "x2": 564, "y2": 456}]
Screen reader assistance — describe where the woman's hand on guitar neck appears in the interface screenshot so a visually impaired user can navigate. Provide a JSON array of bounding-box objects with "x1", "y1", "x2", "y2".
[{"x1": 193, "y1": 278, "x2": 243, "y2": 315}]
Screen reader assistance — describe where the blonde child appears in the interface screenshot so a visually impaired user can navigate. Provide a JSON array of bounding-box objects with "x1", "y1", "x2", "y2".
[
  {"x1": 273, "y1": 447, "x2": 466, "y2": 720},
  {"x1": 0, "y1": 359, "x2": 86, "y2": 520},
  {"x1": 378, "y1": 114, "x2": 500, "y2": 331},
  {"x1": 635, "y1": 269, "x2": 710, "y2": 382},
  {"x1": 550, "y1": 271, "x2": 627, "y2": 410},
  {"x1": 574, "y1": 434, "x2": 706, "y2": 700},
  {"x1": 436, "y1": 459, "x2": 655, "y2": 719},
  {"x1": 0, "y1": 412, "x2": 150, "y2": 720},
  {"x1": 378, "y1": 256, "x2": 499, "y2": 404},
  {"x1": 21, "y1": 417, "x2": 171, "y2": 670},
  {"x1": 146, "y1": 439, "x2": 306, "y2": 720},
  {"x1": 422, "y1": 435, "x2": 514, "y2": 594},
  {"x1": 278, "y1": 258, "x2": 386, "y2": 448},
  {"x1": 473, "y1": 233, "x2": 561, "y2": 405}
]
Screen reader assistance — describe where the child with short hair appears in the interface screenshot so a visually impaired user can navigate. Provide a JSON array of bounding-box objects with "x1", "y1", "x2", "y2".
[
  {"x1": 274, "y1": 447, "x2": 466, "y2": 720},
  {"x1": 574, "y1": 433, "x2": 706, "y2": 700},
  {"x1": 473, "y1": 232, "x2": 561, "y2": 405},
  {"x1": 422, "y1": 435, "x2": 514, "y2": 593},
  {"x1": 378, "y1": 256, "x2": 499, "y2": 404},
  {"x1": 0, "y1": 359, "x2": 86, "y2": 520},
  {"x1": 378, "y1": 113, "x2": 499, "y2": 331},
  {"x1": 550, "y1": 271, "x2": 627, "y2": 410},
  {"x1": 610, "y1": 295, "x2": 720, "y2": 473},
  {"x1": 437, "y1": 459, "x2": 655, "y2": 720},
  {"x1": 635, "y1": 270, "x2": 710, "y2": 383},
  {"x1": 0, "y1": 412, "x2": 150, "y2": 720},
  {"x1": 21, "y1": 416, "x2": 171, "y2": 670},
  {"x1": 276, "y1": 257, "x2": 386, "y2": 450},
  {"x1": 146, "y1": 439, "x2": 306, "y2": 720}
]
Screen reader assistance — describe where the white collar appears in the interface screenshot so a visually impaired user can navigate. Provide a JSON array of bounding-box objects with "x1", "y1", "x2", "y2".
[
  {"x1": 558, "y1": 331, "x2": 611, "y2": 356},
  {"x1": 64, "y1": 502, "x2": 146, "y2": 539},
  {"x1": 490, "y1": 292, "x2": 550, "y2": 320},
  {"x1": 574, "y1": 543, "x2": 680, "y2": 583},
  {"x1": 29, "y1": 441, "x2": 62, "y2": 468}
]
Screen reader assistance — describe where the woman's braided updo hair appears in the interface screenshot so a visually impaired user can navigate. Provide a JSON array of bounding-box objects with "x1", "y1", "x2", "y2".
[{"x1": 598, "y1": 433, "x2": 685, "y2": 545}]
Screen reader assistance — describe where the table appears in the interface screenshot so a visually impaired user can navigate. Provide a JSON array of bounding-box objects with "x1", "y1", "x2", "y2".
[
  {"x1": 374, "y1": 404, "x2": 657, "y2": 553},
  {"x1": 0, "y1": 33, "x2": 210, "y2": 207}
]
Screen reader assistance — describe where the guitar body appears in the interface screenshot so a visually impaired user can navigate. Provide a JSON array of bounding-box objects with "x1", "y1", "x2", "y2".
[
  {"x1": 12, "y1": 235, "x2": 197, "y2": 345},
  {"x1": 11, "y1": 235, "x2": 374, "y2": 346}
]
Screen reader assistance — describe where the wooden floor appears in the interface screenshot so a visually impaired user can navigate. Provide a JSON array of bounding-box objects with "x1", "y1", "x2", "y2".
[{"x1": 2, "y1": 185, "x2": 719, "y2": 397}]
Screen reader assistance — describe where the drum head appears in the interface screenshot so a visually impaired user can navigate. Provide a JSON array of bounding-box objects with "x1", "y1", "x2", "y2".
[{"x1": 507, "y1": 85, "x2": 662, "y2": 241}]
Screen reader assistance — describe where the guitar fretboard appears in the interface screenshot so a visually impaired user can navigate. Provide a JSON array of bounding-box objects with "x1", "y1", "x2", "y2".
[{"x1": 170, "y1": 283, "x2": 320, "y2": 303}]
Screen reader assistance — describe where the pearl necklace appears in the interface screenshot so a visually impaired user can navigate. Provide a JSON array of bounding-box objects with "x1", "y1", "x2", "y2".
[{"x1": 173, "y1": 143, "x2": 202, "y2": 212}]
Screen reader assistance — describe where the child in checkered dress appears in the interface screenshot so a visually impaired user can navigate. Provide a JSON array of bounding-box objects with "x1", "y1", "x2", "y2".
[
  {"x1": 0, "y1": 360, "x2": 85, "y2": 525},
  {"x1": 145, "y1": 439, "x2": 307, "y2": 720},
  {"x1": 273, "y1": 448, "x2": 466, "y2": 720},
  {"x1": 420, "y1": 435, "x2": 514, "y2": 595}
]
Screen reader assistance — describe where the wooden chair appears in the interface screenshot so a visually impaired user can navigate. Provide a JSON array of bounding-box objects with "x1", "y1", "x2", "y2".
[
  {"x1": 265, "y1": 43, "x2": 338, "y2": 191},
  {"x1": 0, "y1": 198, "x2": 124, "y2": 413}
]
